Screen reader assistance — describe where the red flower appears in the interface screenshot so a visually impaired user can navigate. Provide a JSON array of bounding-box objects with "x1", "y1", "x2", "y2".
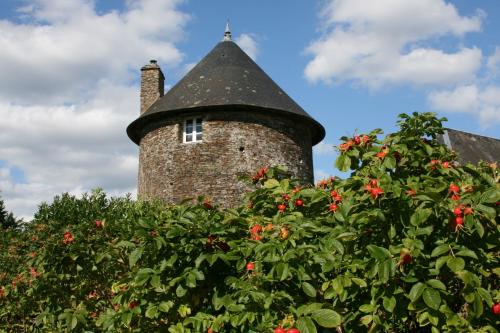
[
  {"x1": 449, "y1": 183, "x2": 460, "y2": 193},
  {"x1": 63, "y1": 231, "x2": 74, "y2": 245},
  {"x1": 203, "y1": 200, "x2": 213, "y2": 209},
  {"x1": 250, "y1": 224, "x2": 263, "y2": 235},
  {"x1": 370, "y1": 187, "x2": 384, "y2": 199},
  {"x1": 463, "y1": 207, "x2": 473, "y2": 215},
  {"x1": 252, "y1": 167, "x2": 268, "y2": 182},
  {"x1": 406, "y1": 189, "x2": 416, "y2": 196},
  {"x1": 250, "y1": 224, "x2": 263, "y2": 241},
  {"x1": 29, "y1": 267, "x2": 39, "y2": 278},
  {"x1": 339, "y1": 140, "x2": 354, "y2": 152},
  {"x1": 316, "y1": 179, "x2": 328, "y2": 188}
]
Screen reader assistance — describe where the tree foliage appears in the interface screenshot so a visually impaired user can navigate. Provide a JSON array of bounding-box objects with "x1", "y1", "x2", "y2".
[
  {"x1": 0, "y1": 113, "x2": 498, "y2": 332},
  {"x1": 0, "y1": 196, "x2": 18, "y2": 230}
]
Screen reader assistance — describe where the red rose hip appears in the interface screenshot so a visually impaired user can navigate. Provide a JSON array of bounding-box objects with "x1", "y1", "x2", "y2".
[
  {"x1": 287, "y1": 328, "x2": 300, "y2": 333},
  {"x1": 492, "y1": 303, "x2": 500, "y2": 315},
  {"x1": 246, "y1": 262, "x2": 255, "y2": 271},
  {"x1": 274, "y1": 327, "x2": 286, "y2": 333},
  {"x1": 295, "y1": 199, "x2": 303, "y2": 207}
]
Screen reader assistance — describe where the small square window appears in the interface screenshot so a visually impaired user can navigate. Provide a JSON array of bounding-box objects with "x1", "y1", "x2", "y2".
[{"x1": 183, "y1": 118, "x2": 202, "y2": 143}]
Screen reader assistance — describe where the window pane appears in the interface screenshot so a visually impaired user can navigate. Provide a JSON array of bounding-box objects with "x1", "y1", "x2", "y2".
[
  {"x1": 196, "y1": 123, "x2": 202, "y2": 132},
  {"x1": 185, "y1": 134, "x2": 193, "y2": 142},
  {"x1": 186, "y1": 121, "x2": 193, "y2": 134},
  {"x1": 196, "y1": 133, "x2": 202, "y2": 141}
]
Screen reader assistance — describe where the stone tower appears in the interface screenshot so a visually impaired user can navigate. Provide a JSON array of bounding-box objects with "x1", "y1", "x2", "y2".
[{"x1": 127, "y1": 26, "x2": 325, "y2": 206}]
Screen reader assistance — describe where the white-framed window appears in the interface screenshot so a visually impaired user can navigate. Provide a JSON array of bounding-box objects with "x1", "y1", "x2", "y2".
[{"x1": 183, "y1": 118, "x2": 203, "y2": 143}]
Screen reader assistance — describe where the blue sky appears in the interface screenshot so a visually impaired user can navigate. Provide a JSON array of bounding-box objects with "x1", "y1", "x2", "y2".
[{"x1": 0, "y1": 0, "x2": 499, "y2": 218}]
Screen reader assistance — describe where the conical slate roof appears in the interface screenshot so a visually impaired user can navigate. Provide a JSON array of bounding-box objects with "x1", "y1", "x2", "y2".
[{"x1": 127, "y1": 39, "x2": 325, "y2": 144}]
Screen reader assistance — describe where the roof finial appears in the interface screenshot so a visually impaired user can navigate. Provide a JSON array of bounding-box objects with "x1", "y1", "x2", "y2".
[{"x1": 223, "y1": 20, "x2": 232, "y2": 41}]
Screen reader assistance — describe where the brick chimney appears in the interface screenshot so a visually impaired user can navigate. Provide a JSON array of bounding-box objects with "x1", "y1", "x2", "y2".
[{"x1": 140, "y1": 60, "x2": 164, "y2": 115}]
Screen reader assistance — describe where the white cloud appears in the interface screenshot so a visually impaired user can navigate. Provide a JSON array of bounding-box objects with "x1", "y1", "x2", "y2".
[
  {"x1": 0, "y1": 0, "x2": 190, "y2": 218},
  {"x1": 0, "y1": 0, "x2": 189, "y2": 105},
  {"x1": 313, "y1": 141, "x2": 336, "y2": 155},
  {"x1": 305, "y1": 0, "x2": 483, "y2": 88},
  {"x1": 236, "y1": 33, "x2": 259, "y2": 60},
  {"x1": 428, "y1": 84, "x2": 500, "y2": 125},
  {"x1": 487, "y1": 47, "x2": 500, "y2": 75}
]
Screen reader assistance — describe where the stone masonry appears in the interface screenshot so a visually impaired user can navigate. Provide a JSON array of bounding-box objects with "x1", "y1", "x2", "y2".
[
  {"x1": 138, "y1": 109, "x2": 314, "y2": 207},
  {"x1": 140, "y1": 60, "x2": 164, "y2": 115}
]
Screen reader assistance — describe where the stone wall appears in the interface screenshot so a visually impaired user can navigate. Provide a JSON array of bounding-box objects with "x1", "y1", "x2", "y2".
[
  {"x1": 138, "y1": 109, "x2": 314, "y2": 207},
  {"x1": 140, "y1": 60, "x2": 164, "y2": 115}
]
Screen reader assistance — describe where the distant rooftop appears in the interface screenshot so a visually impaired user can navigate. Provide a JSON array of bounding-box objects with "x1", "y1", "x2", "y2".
[{"x1": 438, "y1": 128, "x2": 500, "y2": 164}]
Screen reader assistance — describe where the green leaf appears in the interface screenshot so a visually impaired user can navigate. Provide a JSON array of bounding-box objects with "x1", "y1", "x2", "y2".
[
  {"x1": 302, "y1": 282, "x2": 317, "y2": 298},
  {"x1": 455, "y1": 249, "x2": 478, "y2": 260},
  {"x1": 435, "y1": 256, "x2": 449, "y2": 270},
  {"x1": 145, "y1": 305, "x2": 158, "y2": 319},
  {"x1": 296, "y1": 317, "x2": 317, "y2": 333},
  {"x1": 447, "y1": 257, "x2": 465, "y2": 272},
  {"x1": 176, "y1": 285, "x2": 187, "y2": 297},
  {"x1": 384, "y1": 156, "x2": 397, "y2": 169},
  {"x1": 129, "y1": 247, "x2": 144, "y2": 268},
  {"x1": 383, "y1": 297, "x2": 396, "y2": 313},
  {"x1": 367, "y1": 245, "x2": 391, "y2": 261},
  {"x1": 422, "y1": 288, "x2": 441, "y2": 310},
  {"x1": 336, "y1": 154, "x2": 351, "y2": 172},
  {"x1": 70, "y1": 315, "x2": 78, "y2": 330},
  {"x1": 410, "y1": 208, "x2": 432, "y2": 226},
  {"x1": 359, "y1": 304, "x2": 374, "y2": 313},
  {"x1": 431, "y1": 244, "x2": 449, "y2": 257},
  {"x1": 351, "y1": 278, "x2": 367, "y2": 288},
  {"x1": 480, "y1": 188, "x2": 500, "y2": 204},
  {"x1": 475, "y1": 221, "x2": 485, "y2": 238},
  {"x1": 150, "y1": 275, "x2": 161, "y2": 288},
  {"x1": 159, "y1": 301, "x2": 173, "y2": 313},
  {"x1": 275, "y1": 262, "x2": 289, "y2": 281},
  {"x1": 311, "y1": 309, "x2": 342, "y2": 328},
  {"x1": 409, "y1": 282, "x2": 426, "y2": 302},
  {"x1": 476, "y1": 204, "x2": 496, "y2": 220},
  {"x1": 378, "y1": 259, "x2": 394, "y2": 283},
  {"x1": 426, "y1": 279, "x2": 446, "y2": 291},
  {"x1": 477, "y1": 288, "x2": 493, "y2": 306},
  {"x1": 263, "y1": 179, "x2": 280, "y2": 189}
]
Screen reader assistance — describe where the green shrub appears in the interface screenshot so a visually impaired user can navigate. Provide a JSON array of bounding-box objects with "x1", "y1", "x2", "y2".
[{"x1": 0, "y1": 113, "x2": 498, "y2": 332}]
